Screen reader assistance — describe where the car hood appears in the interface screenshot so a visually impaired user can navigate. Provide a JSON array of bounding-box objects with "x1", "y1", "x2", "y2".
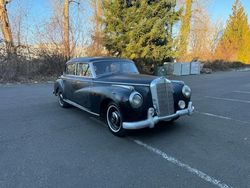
[{"x1": 95, "y1": 73, "x2": 158, "y2": 85}]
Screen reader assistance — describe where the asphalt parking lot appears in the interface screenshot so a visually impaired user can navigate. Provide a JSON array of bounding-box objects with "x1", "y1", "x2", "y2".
[{"x1": 0, "y1": 70, "x2": 250, "y2": 188}]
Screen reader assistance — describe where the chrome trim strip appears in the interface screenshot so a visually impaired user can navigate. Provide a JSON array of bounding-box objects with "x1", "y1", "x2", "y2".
[
  {"x1": 122, "y1": 102, "x2": 194, "y2": 130},
  {"x1": 63, "y1": 99, "x2": 100, "y2": 116},
  {"x1": 60, "y1": 75, "x2": 149, "y2": 86},
  {"x1": 93, "y1": 81, "x2": 149, "y2": 86},
  {"x1": 61, "y1": 75, "x2": 93, "y2": 80},
  {"x1": 112, "y1": 85, "x2": 134, "y2": 90}
]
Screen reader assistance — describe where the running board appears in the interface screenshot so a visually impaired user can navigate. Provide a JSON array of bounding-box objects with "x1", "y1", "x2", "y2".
[{"x1": 63, "y1": 99, "x2": 100, "y2": 116}]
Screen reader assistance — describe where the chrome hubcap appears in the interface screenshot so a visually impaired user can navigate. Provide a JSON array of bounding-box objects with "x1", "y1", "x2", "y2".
[
  {"x1": 107, "y1": 105, "x2": 122, "y2": 133},
  {"x1": 111, "y1": 112, "x2": 119, "y2": 125}
]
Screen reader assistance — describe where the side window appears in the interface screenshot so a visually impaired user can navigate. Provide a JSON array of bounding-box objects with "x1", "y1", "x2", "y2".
[
  {"x1": 110, "y1": 63, "x2": 119, "y2": 73},
  {"x1": 66, "y1": 64, "x2": 76, "y2": 75},
  {"x1": 77, "y1": 63, "x2": 92, "y2": 77}
]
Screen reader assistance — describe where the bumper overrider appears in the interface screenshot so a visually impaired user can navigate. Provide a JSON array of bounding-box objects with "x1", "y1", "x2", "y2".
[{"x1": 122, "y1": 102, "x2": 194, "y2": 130}]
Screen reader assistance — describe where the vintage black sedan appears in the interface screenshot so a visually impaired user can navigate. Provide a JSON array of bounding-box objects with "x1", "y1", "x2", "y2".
[{"x1": 54, "y1": 57, "x2": 194, "y2": 136}]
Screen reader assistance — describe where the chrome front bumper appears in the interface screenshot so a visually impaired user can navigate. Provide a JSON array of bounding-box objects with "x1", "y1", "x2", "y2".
[{"x1": 122, "y1": 102, "x2": 194, "y2": 130}]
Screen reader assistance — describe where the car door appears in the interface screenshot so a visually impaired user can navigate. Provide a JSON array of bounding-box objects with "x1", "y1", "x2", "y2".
[
  {"x1": 71, "y1": 63, "x2": 93, "y2": 109},
  {"x1": 63, "y1": 63, "x2": 77, "y2": 100}
]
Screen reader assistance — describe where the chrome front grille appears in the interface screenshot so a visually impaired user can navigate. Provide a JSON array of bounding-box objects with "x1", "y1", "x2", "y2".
[{"x1": 150, "y1": 78, "x2": 175, "y2": 117}]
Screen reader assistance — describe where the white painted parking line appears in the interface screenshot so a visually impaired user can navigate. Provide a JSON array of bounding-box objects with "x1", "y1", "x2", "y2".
[
  {"x1": 132, "y1": 139, "x2": 232, "y2": 188},
  {"x1": 196, "y1": 111, "x2": 250, "y2": 125},
  {"x1": 233, "y1": 91, "x2": 250, "y2": 94},
  {"x1": 205, "y1": 96, "x2": 250, "y2": 104},
  {"x1": 197, "y1": 111, "x2": 231, "y2": 120}
]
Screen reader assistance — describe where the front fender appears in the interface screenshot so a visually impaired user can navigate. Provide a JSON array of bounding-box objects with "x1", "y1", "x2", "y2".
[
  {"x1": 91, "y1": 84, "x2": 152, "y2": 122},
  {"x1": 171, "y1": 80, "x2": 191, "y2": 110},
  {"x1": 90, "y1": 85, "x2": 132, "y2": 114}
]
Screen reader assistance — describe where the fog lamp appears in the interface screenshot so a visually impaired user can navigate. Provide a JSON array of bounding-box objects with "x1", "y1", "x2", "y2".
[
  {"x1": 148, "y1": 108, "x2": 155, "y2": 116},
  {"x1": 178, "y1": 100, "x2": 186, "y2": 109}
]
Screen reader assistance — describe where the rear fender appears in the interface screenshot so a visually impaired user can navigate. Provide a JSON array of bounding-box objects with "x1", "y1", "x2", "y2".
[{"x1": 54, "y1": 78, "x2": 64, "y2": 96}]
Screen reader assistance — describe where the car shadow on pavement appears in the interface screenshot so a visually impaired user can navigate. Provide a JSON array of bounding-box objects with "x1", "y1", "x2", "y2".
[
  {"x1": 55, "y1": 103, "x2": 186, "y2": 139},
  {"x1": 127, "y1": 121, "x2": 183, "y2": 138}
]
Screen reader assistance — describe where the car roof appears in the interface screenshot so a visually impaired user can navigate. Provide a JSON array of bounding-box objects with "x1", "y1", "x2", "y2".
[{"x1": 66, "y1": 57, "x2": 132, "y2": 64}]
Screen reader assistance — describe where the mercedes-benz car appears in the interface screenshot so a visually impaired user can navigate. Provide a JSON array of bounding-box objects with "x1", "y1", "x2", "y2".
[{"x1": 53, "y1": 57, "x2": 194, "y2": 136}]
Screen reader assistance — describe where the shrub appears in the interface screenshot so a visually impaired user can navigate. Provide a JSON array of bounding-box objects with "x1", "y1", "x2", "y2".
[
  {"x1": 0, "y1": 48, "x2": 66, "y2": 83},
  {"x1": 202, "y1": 60, "x2": 248, "y2": 71}
]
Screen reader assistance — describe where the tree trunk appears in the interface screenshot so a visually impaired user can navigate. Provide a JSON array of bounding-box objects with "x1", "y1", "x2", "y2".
[
  {"x1": 0, "y1": 0, "x2": 14, "y2": 55},
  {"x1": 63, "y1": 0, "x2": 70, "y2": 59},
  {"x1": 88, "y1": 0, "x2": 103, "y2": 56},
  {"x1": 178, "y1": 0, "x2": 192, "y2": 59}
]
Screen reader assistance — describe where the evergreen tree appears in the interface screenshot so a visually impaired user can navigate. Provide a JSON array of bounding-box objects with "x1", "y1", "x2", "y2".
[
  {"x1": 216, "y1": 0, "x2": 250, "y2": 63},
  {"x1": 102, "y1": 0, "x2": 181, "y2": 65}
]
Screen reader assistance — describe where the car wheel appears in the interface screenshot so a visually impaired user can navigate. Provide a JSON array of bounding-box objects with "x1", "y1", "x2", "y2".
[
  {"x1": 58, "y1": 92, "x2": 69, "y2": 108},
  {"x1": 106, "y1": 102, "x2": 126, "y2": 137}
]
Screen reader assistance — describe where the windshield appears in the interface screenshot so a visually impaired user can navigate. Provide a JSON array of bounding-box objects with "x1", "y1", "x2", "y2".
[{"x1": 93, "y1": 61, "x2": 139, "y2": 77}]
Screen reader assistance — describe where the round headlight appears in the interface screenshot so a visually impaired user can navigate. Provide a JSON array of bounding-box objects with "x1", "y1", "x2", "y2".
[
  {"x1": 129, "y1": 92, "x2": 143, "y2": 108},
  {"x1": 182, "y1": 85, "x2": 191, "y2": 98}
]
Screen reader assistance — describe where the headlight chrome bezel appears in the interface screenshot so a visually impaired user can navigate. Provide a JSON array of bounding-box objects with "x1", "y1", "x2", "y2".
[
  {"x1": 182, "y1": 85, "x2": 191, "y2": 98},
  {"x1": 129, "y1": 91, "x2": 143, "y2": 108}
]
